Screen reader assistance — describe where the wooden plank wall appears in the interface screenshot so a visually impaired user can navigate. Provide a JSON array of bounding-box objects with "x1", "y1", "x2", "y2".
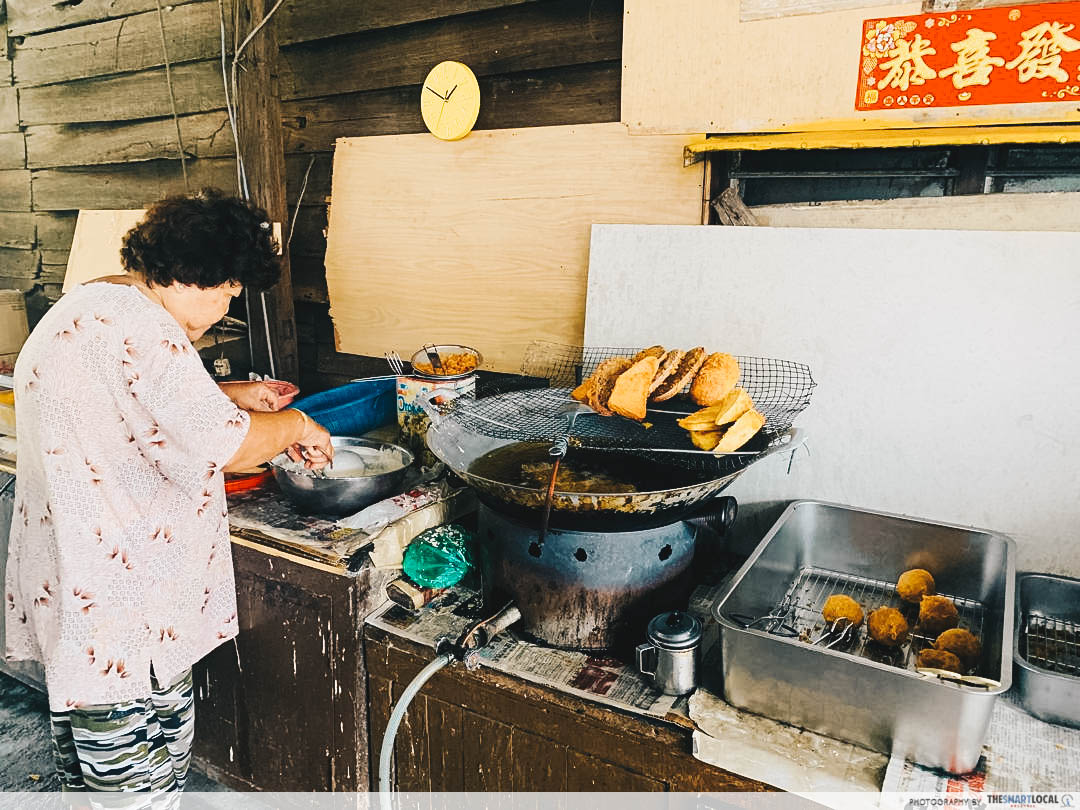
[{"x1": 0, "y1": 0, "x2": 623, "y2": 389}]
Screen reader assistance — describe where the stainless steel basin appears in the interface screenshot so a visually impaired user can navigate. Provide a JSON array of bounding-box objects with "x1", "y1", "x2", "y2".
[
  {"x1": 713, "y1": 500, "x2": 1015, "y2": 774},
  {"x1": 1014, "y1": 573, "x2": 1080, "y2": 728},
  {"x1": 270, "y1": 436, "x2": 413, "y2": 516}
]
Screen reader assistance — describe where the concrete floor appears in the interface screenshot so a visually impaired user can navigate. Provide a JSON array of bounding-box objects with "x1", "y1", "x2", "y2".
[{"x1": 0, "y1": 671, "x2": 228, "y2": 793}]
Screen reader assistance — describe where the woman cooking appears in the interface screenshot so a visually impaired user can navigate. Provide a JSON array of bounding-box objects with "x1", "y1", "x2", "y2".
[{"x1": 4, "y1": 189, "x2": 333, "y2": 794}]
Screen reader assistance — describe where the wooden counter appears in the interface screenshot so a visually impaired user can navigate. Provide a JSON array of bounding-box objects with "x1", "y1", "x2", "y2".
[
  {"x1": 192, "y1": 538, "x2": 392, "y2": 791},
  {"x1": 364, "y1": 623, "x2": 776, "y2": 792}
]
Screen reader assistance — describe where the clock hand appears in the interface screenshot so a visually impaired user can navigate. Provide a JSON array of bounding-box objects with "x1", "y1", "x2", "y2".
[
  {"x1": 425, "y1": 86, "x2": 445, "y2": 100},
  {"x1": 445, "y1": 84, "x2": 459, "y2": 101}
]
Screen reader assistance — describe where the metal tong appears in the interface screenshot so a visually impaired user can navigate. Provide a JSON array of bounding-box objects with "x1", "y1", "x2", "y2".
[
  {"x1": 814, "y1": 617, "x2": 859, "y2": 649},
  {"x1": 727, "y1": 608, "x2": 800, "y2": 638}
]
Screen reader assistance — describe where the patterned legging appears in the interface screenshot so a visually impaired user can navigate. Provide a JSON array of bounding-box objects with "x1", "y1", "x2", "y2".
[{"x1": 49, "y1": 669, "x2": 194, "y2": 798}]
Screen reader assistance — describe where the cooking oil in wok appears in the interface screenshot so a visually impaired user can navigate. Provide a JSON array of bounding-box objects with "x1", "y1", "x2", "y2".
[{"x1": 468, "y1": 442, "x2": 700, "y2": 493}]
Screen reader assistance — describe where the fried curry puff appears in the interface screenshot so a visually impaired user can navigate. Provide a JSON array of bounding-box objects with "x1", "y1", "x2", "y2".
[
  {"x1": 867, "y1": 607, "x2": 909, "y2": 647},
  {"x1": 896, "y1": 569, "x2": 936, "y2": 604},
  {"x1": 918, "y1": 595, "x2": 959, "y2": 636},
  {"x1": 822, "y1": 594, "x2": 864, "y2": 628},
  {"x1": 916, "y1": 648, "x2": 964, "y2": 674}
]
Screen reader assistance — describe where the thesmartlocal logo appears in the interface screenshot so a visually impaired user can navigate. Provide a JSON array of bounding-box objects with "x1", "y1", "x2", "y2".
[{"x1": 987, "y1": 794, "x2": 1075, "y2": 807}]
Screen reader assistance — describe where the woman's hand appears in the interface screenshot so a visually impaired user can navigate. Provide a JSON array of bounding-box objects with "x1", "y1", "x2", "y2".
[
  {"x1": 219, "y1": 381, "x2": 282, "y2": 412},
  {"x1": 285, "y1": 411, "x2": 334, "y2": 470}
]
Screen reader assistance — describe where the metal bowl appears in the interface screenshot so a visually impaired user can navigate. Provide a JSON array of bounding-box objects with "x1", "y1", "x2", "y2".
[
  {"x1": 409, "y1": 344, "x2": 482, "y2": 380},
  {"x1": 270, "y1": 436, "x2": 414, "y2": 516}
]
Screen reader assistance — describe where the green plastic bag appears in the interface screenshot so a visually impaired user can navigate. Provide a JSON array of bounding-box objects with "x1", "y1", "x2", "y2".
[{"x1": 402, "y1": 524, "x2": 473, "y2": 589}]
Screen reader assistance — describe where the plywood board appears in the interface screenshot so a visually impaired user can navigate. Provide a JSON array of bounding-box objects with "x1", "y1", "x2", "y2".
[
  {"x1": 750, "y1": 191, "x2": 1080, "y2": 229},
  {"x1": 324, "y1": 123, "x2": 703, "y2": 372},
  {"x1": 584, "y1": 224, "x2": 1080, "y2": 575},
  {"x1": 63, "y1": 210, "x2": 145, "y2": 292},
  {"x1": 622, "y1": 0, "x2": 1080, "y2": 134}
]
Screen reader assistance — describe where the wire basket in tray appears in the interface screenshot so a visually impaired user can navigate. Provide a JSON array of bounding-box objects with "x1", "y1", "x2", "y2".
[
  {"x1": 733, "y1": 566, "x2": 989, "y2": 678},
  {"x1": 1021, "y1": 614, "x2": 1080, "y2": 677},
  {"x1": 431, "y1": 342, "x2": 815, "y2": 476}
]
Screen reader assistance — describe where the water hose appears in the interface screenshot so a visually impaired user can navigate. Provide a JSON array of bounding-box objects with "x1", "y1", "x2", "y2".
[
  {"x1": 378, "y1": 651, "x2": 454, "y2": 810},
  {"x1": 378, "y1": 604, "x2": 521, "y2": 809}
]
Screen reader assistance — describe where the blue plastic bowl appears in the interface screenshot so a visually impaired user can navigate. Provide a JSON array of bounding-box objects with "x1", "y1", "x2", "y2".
[{"x1": 291, "y1": 378, "x2": 396, "y2": 437}]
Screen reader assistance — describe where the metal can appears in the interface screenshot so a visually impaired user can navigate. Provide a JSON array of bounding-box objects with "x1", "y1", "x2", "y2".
[
  {"x1": 396, "y1": 374, "x2": 476, "y2": 466},
  {"x1": 636, "y1": 611, "x2": 702, "y2": 696}
]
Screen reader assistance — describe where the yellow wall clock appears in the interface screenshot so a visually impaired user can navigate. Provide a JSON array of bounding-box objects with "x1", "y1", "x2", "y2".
[{"x1": 420, "y1": 61, "x2": 480, "y2": 141}]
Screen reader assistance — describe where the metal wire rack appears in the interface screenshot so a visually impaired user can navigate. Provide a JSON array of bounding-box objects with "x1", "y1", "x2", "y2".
[
  {"x1": 742, "y1": 567, "x2": 987, "y2": 677},
  {"x1": 432, "y1": 342, "x2": 814, "y2": 475},
  {"x1": 1021, "y1": 613, "x2": 1080, "y2": 677}
]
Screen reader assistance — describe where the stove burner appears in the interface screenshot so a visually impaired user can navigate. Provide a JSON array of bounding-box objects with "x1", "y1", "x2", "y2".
[{"x1": 477, "y1": 503, "x2": 700, "y2": 652}]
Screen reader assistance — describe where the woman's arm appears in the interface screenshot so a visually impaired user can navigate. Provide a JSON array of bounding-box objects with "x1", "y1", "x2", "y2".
[
  {"x1": 218, "y1": 381, "x2": 281, "y2": 412},
  {"x1": 225, "y1": 409, "x2": 333, "y2": 472}
]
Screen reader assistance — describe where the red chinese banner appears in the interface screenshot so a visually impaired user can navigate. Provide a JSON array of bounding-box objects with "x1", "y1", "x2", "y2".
[{"x1": 856, "y1": 2, "x2": 1080, "y2": 110}]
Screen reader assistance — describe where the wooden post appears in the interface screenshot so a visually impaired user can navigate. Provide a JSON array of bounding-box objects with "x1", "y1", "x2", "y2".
[{"x1": 234, "y1": 0, "x2": 299, "y2": 383}]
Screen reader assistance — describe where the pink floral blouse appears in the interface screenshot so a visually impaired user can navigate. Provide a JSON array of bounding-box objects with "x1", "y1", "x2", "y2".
[{"x1": 4, "y1": 282, "x2": 250, "y2": 710}]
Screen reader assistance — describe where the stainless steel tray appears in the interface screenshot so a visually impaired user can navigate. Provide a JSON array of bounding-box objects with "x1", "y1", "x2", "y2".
[
  {"x1": 1014, "y1": 573, "x2": 1080, "y2": 728},
  {"x1": 713, "y1": 500, "x2": 1015, "y2": 774}
]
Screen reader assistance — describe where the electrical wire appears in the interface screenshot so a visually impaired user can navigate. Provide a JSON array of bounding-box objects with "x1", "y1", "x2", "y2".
[
  {"x1": 217, "y1": 0, "x2": 246, "y2": 198},
  {"x1": 217, "y1": 0, "x2": 290, "y2": 378},
  {"x1": 154, "y1": 0, "x2": 189, "y2": 191},
  {"x1": 287, "y1": 155, "x2": 316, "y2": 253}
]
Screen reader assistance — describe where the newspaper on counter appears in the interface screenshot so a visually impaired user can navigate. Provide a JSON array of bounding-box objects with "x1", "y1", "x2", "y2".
[
  {"x1": 880, "y1": 697, "x2": 1080, "y2": 800},
  {"x1": 689, "y1": 688, "x2": 888, "y2": 794},
  {"x1": 226, "y1": 474, "x2": 473, "y2": 566},
  {"x1": 366, "y1": 586, "x2": 680, "y2": 718}
]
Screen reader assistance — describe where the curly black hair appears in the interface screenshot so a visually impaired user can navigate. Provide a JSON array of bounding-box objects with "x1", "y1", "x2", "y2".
[{"x1": 120, "y1": 188, "x2": 281, "y2": 291}]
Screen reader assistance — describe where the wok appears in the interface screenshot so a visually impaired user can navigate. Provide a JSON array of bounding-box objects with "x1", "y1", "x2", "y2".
[{"x1": 425, "y1": 410, "x2": 803, "y2": 531}]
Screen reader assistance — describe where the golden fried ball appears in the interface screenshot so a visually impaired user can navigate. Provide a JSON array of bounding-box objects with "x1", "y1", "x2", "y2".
[
  {"x1": 935, "y1": 628, "x2": 981, "y2": 669},
  {"x1": 867, "y1": 607, "x2": 909, "y2": 647},
  {"x1": 896, "y1": 569, "x2": 936, "y2": 604},
  {"x1": 917, "y1": 648, "x2": 963, "y2": 674},
  {"x1": 822, "y1": 594, "x2": 864, "y2": 628},
  {"x1": 918, "y1": 595, "x2": 959, "y2": 636}
]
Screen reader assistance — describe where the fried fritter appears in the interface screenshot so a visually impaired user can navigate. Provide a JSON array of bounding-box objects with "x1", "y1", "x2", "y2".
[
  {"x1": 822, "y1": 594, "x2": 864, "y2": 628},
  {"x1": 649, "y1": 349, "x2": 685, "y2": 394},
  {"x1": 651, "y1": 347, "x2": 707, "y2": 402},
  {"x1": 631, "y1": 345, "x2": 666, "y2": 363},
  {"x1": 690, "y1": 352, "x2": 741, "y2": 406},
  {"x1": 918, "y1": 595, "x2": 959, "y2": 636},
  {"x1": 935, "y1": 628, "x2": 981, "y2": 669},
  {"x1": 713, "y1": 409, "x2": 765, "y2": 453},
  {"x1": 586, "y1": 357, "x2": 631, "y2": 417},
  {"x1": 867, "y1": 606, "x2": 909, "y2": 647},
  {"x1": 896, "y1": 568, "x2": 936, "y2": 604},
  {"x1": 689, "y1": 430, "x2": 722, "y2": 451},
  {"x1": 713, "y1": 388, "x2": 754, "y2": 426},
  {"x1": 570, "y1": 378, "x2": 593, "y2": 403},
  {"x1": 917, "y1": 648, "x2": 963, "y2": 674},
  {"x1": 608, "y1": 356, "x2": 660, "y2": 421}
]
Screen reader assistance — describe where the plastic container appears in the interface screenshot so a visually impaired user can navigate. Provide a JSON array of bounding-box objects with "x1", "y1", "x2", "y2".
[
  {"x1": 292, "y1": 378, "x2": 396, "y2": 437},
  {"x1": 396, "y1": 374, "x2": 476, "y2": 466}
]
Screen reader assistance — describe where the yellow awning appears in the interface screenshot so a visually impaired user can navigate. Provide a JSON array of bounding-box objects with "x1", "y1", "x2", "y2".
[{"x1": 684, "y1": 124, "x2": 1080, "y2": 166}]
